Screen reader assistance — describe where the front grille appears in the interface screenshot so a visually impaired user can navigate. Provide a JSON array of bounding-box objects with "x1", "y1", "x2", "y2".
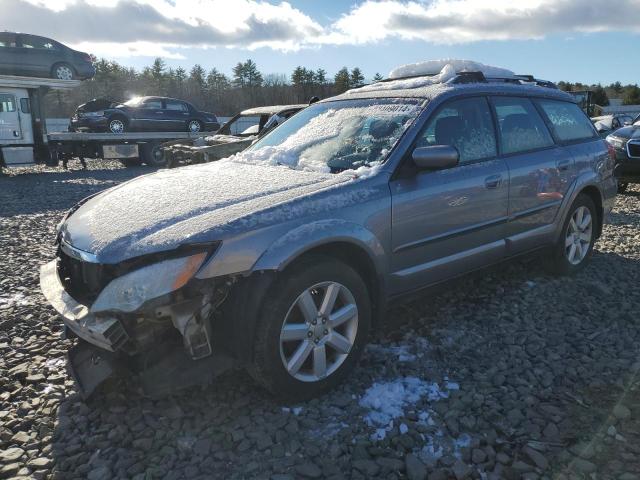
[
  {"x1": 628, "y1": 142, "x2": 640, "y2": 159},
  {"x1": 57, "y1": 251, "x2": 116, "y2": 305}
]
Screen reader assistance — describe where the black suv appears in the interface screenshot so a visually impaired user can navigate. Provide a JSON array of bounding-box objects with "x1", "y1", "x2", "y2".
[
  {"x1": 70, "y1": 96, "x2": 220, "y2": 134},
  {"x1": 605, "y1": 115, "x2": 640, "y2": 192},
  {"x1": 0, "y1": 32, "x2": 95, "y2": 80}
]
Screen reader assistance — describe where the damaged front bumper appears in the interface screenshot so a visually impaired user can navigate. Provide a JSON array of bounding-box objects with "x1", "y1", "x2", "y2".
[{"x1": 39, "y1": 260, "x2": 234, "y2": 399}]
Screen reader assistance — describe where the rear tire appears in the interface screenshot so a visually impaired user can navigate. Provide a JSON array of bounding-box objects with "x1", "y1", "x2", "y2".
[
  {"x1": 141, "y1": 142, "x2": 166, "y2": 167},
  {"x1": 51, "y1": 63, "x2": 75, "y2": 80},
  {"x1": 187, "y1": 120, "x2": 203, "y2": 133},
  {"x1": 249, "y1": 256, "x2": 371, "y2": 401},
  {"x1": 618, "y1": 182, "x2": 629, "y2": 194},
  {"x1": 544, "y1": 194, "x2": 597, "y2": 276}
]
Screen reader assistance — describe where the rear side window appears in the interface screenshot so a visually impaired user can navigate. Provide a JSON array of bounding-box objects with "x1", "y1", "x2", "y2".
[
  {"x1": 0, "y1": 94, "x2": 16, "y2": 112},
  {"x1": 536, "y1": 99, "x2": 596, "y2": 142},
  {"x1": 166, "y1": 100, "x2": 188, "y2": 112},
  {"x1": 142, "y1": 99, "x2": 163, "y2": 109},
  {"x1": 417, "y1": 96, "x2": 497, "y2": 164},
  {"x1": 492, "y1": 97, "x2": 554, "y2": 155},
  {"x1": 20, "y1": 35, "x2": 59, "y2": 50}
]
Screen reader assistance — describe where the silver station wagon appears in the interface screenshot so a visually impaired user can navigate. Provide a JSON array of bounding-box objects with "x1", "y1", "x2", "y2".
[{"x1": 40, "y1": 63, "x2": 617, "y2": 400}]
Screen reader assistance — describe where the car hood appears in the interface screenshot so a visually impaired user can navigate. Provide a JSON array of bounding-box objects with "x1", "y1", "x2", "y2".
[
  {"x1": 76, "y1": 98, "x2": 116, "y2": 113},
  {"x1": 612, "y1": 125, "x2": 640, "y2": 140},
  {"x1": 61, "y1": 160, "x2": 349, "y2": 263}
]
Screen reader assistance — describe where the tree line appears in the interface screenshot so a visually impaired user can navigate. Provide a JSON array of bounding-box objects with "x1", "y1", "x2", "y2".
[
  {"x1": 45, "y1": 58, "x2": 379, "y2": 117},
  {"x1": 44, "y1": 57, "x2": 640, "y2": 118}
]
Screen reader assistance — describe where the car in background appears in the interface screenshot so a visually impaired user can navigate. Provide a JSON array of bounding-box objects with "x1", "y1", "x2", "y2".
[
  {"x1": 606, "y1": 120, "x2": 640, "y2": 193},
  {"x1": 0, "y1": 32, "x2": 95, "y2": 80},
  {"x1": 69, "y1": 96, "x2": 220, "y2": 134},
  {"x1": 162, "y1": 104, "x2": 305, "y2": 167},
  {"x1": 592, "y1": 114, "x2": 635, "y2": 138},
  {"x1": 67, "y1": 98, "x2": 118, "y2": 132}
]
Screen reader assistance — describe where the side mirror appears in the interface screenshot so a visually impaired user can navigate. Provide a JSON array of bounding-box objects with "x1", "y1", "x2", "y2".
[{"x1": 412, "y1": 145, "x2": 459, "y2": 170}]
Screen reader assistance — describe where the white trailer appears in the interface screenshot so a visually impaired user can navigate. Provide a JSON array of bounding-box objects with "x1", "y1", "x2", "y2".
[{"x1": 0, "y1": 74, "x2": 215, "y2": 170}]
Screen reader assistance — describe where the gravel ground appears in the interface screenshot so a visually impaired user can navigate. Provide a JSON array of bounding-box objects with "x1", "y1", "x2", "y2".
[{"x1": 1, "y1": 161, "x2": 639, "y2": 480}]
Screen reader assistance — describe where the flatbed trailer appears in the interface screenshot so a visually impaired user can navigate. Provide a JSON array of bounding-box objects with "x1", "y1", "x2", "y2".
[
  {"x1": 0, "y1": 74, "x2": 216, "y2": 170},
  {"x1": 48, "y1": 130, "x2": 216, "y2": 167}
]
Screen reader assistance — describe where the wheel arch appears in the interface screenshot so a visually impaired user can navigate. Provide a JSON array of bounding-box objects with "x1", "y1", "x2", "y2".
[
  {"x1": 577, "y1": 185, "x2": 604, "y2": 238},
  {"x1": 51, "y1": 61, "x2": 76, "y2": 78}
]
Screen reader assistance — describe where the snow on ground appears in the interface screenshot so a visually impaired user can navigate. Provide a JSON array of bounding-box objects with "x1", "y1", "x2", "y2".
[{"x1": 388, "y1": 59, "x2": 515, "y2": 80}]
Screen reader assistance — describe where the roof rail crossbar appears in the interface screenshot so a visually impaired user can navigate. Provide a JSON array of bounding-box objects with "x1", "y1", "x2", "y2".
[
  {"x1": 484, "y1": 75, "x2": 558, "y2": 89},
  {"x1": 450, "y1": 71, "x2": 487, "y2": 84}
]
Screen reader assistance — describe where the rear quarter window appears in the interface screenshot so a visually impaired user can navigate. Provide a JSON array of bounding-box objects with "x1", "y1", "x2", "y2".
[{"x1": 536, "y1": 99, "x2": 597, "y2": 142}]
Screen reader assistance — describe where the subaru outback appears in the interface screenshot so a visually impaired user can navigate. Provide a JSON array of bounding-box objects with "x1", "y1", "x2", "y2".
[{"x1": 40, "y1": 61, "x2": 617, "y2": 400}]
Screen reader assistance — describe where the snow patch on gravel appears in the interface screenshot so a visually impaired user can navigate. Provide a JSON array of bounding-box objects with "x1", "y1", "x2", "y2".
[{"x1": 360, "y1": 377, "x2": 454, "y2": 431}]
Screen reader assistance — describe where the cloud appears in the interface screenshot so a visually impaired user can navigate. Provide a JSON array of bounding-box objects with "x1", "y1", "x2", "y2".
[
  {"x1": 6, "y1": 0, "x2": 324, "y2": 55},
  {"x1": 4, "y1": 0, "x2": 640, "y2": 58},
  {"x1": 326, "y1": 0, "x2": 640, "y2": 45}
]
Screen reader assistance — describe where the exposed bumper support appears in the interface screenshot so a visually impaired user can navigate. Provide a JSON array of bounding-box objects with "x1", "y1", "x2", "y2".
[{"x1": 39, "y1": 260, "x2": 128, "y2": 351}]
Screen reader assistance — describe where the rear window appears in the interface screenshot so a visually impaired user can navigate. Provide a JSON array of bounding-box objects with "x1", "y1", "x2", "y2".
[
  {"x1": 0, "y1": 94, "x2": 16, "y2": 112},
  {"x1": 536, "y1": 99, "x2": 596, "y2": 142},
  {"x1": 492, "y1": 97, "x2": 554, "y2": 155},
  {"x1": 229, "y1": 115, "x2": 262, "y2": 135}
]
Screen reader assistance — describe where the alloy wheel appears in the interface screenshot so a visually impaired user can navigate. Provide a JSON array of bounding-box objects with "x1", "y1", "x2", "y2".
[
  {"x1": 188, "y1": 121, "x2": 201, "y2": 133},
  {"x1": 109, "y1": 119, "x2": 124, "y2": 134},
  {"x1": 279, "y1": 281, "x2": 358, "y2": 382},
  {"x1": 55, "y1": 65, "x2": 73, "y2": 80},
  {"x1": 565, "y1": 205, "x2": 593, "y2": 265}
]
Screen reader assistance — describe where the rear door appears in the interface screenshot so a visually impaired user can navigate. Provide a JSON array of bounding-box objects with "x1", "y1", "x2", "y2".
[
  {"x1": 490, "y1": 96, "x2": 571, "y2": 252},
  {"x1": 0, "y1": 93, "x2": 21, "y2": 140},
  {"x1": 0, "y1": 33, "x2": 21, "y2": 75},
  {"x1": 16, "y1": 34, "x2": 60, "y2": 77},
  {"x1": 164, "y1": 99, "x2": 190, "y2": 131},
  {"x1": 389, "y1": 96, "x2": 509, "y2": 294}
]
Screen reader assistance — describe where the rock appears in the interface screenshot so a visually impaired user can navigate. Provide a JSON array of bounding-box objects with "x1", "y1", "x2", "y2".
[
  {"x1": 405, "y1": 454, "x2": 427, "y2": 480},
  {"x1": 522, "y1": 446, "x2": 548, "y2": 470},
  {"x1": 572, "y1": 458, "x2": 596, "y2": 474},
  {"x1": 353, "y1": 459, "x2": 380, "y2": 476},
  {"x1": 0, "y1": 447, "x2": 24, "y2": 462},
  {"x1": 376, "y1": 457, "x2": 404, "y2": 471},
  {"x1": 613, "y1": 404, "x2": 631, "y2": 420},
  {"x1": 87, "y1": 465, "x2": 112, "y2": 480},
  {"x1": 193, "y1": 438, "x2": 211, "y2": 456},
  {"x1": 10, "y1": 431, "x2": 31, "y2": 444},
  {"x1": 25, "y1": 374, "x2": 46, "y2": 383},
  {"x1": 0, "y1": 463, "x2": 21, "y2": 476},
  {"x1": 27, "y1": 457, "x2": 53, "y2": 469},
  {"x1": 452, "y1": 460, "x2": 472, "y2": 480},
  {"x1": 471, "y1": 448, "x2": 487, "y2": 464},
  {"x1": 295, "y1": 463, "x2": 322, "y2": 478},
  {"x1": 542, "y1": 422, "x2": 559, "y2": 439},
  {"x1": 619, "y1": 474, "x2": 639, "y2": 480},
  {"x1": 132, "y1": 437, "x2": 153, "y2": 451}
]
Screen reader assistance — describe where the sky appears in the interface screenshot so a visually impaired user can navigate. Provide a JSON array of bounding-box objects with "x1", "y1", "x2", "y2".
[{"x1": 4, "y1": 0, "x2": 640, "y2": 85}]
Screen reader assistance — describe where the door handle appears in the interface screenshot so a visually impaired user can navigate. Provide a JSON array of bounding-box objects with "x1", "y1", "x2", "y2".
[
  {"x1": 485, "y1": 174, "x2": 502, "y2": 189},
  {"x1": 557, "y1": 160, "x2": 570, "y2": 171}
]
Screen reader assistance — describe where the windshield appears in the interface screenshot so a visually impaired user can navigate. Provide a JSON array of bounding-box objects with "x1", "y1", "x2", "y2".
[{"x1": 244, "y1": 99, "x2": 421, "y2": 173}]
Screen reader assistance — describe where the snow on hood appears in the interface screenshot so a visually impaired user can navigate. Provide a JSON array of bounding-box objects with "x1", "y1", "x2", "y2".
[
  {"x1": 63, "y1": 161, "x2": 350, "y2": 261},
  {"x1": 388, "y1": 59, "x2": 515, "y2": 80}
]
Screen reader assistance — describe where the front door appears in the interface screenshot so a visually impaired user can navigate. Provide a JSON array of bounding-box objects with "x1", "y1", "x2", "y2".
[
  {"x1": 134, "y1": 98, "x2": 165, "y2": 131},
  {"x1": 0, "y1": 93, "x2": 21, "y2": 141},
  {"x1": 389, "y1": 96, "x2": 509, "y2": 295}
]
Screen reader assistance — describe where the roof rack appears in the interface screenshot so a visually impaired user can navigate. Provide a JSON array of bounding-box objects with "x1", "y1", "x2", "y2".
[{"x1": 452, "y1": 71, "x2": 557, "y2": 89}]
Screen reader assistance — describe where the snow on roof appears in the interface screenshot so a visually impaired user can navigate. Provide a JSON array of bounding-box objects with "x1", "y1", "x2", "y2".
[{"x1": 388, "y1": 59, "x2": 515, "y2": 80}]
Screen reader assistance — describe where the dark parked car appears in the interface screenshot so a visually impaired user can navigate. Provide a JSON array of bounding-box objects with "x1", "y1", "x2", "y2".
[
  {"x1": 69, "y1": 96, "x2": 220, "y2": 134},
  {"x1": 162, "y1": 104, "x2": 306, "y2": 167},
  {"x1": 40, "y1": 65, "x2": 616, "y2": 400},
  {"x1": 605, "y1": 118, "x2": 640, "y2": 192},
  {"x1": 0, "y1": 32, "x2": 95, "y2": 80}
]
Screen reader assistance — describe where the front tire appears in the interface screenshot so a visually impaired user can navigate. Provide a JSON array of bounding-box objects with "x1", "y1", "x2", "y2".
[
  {"x1": 108, "y1": 117, "x2": 126, "y2": 134},
  {"x1": 249, "y1": 256, "x2": 371, "y2": 401},
  {"x1": 545, "y1": 194, "x2": 597, "y2": 275}
]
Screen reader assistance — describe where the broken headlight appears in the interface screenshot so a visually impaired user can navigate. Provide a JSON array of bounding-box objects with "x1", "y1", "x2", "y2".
[{"x1": 91, "y1": 252, "x2": 208, "y2": 313}]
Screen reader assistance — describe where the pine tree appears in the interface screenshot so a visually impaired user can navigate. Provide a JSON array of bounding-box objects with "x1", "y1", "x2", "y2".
[
  {"x1": 350, "y1": 67, "x2": 365, "y2": 88},
  {"x1": 591, "y1": 84, "x2": 609, "y2": 106},
  {"x1": 334, "y1": 67, "x2": 350, "y2": 93},
  {"x1": 623, "y1": 85, "x2": 640, "y2": 106},
  {"x1": 314, "y1": 68, "x2": 327, "y2": 85}
]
